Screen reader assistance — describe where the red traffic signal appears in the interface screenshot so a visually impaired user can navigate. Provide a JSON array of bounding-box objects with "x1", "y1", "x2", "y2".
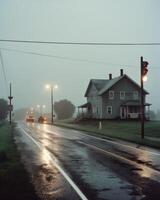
[{"x1": 142, "y1": 61, "x2": 149, "y2": 76}]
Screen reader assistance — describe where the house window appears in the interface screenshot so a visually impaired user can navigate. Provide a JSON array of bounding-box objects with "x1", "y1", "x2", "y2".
[
  {"x1": 120, "y1": 91, "x2": 125, "y2": 100},
  {"x1": 109, "y1": 91, "x2": 114, "y2": 100},
  {"x1": 107, "y1": 106, "x2": 112, "y2": 115},
  {"x1": 133, "y1": 91, "x2": 138, "y2": 100}
]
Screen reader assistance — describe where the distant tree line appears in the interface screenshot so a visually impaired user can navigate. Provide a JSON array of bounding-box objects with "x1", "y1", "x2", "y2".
[
  {"x1": 54, "y1": 99, "x2": 75, "y2": 120},
  {"x1": 0, "y1": 99, "x2": 8, "y2": 121},
  {"x1": 148, "y1": 109, "x2": 160, "y2": 120}
]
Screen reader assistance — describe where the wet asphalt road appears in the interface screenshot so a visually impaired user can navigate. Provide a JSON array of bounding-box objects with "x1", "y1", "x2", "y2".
[{"x1": 15, "y1": 121, "x2": 160, "y2": 200}]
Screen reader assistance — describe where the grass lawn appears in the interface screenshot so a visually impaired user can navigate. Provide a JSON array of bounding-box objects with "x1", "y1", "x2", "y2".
[
  {"x1": 0, "y1": 122, "x2": 39, "y2": 200},
  {"x1": 55, "y1": 119, "x2": 160, "y2": 149}
]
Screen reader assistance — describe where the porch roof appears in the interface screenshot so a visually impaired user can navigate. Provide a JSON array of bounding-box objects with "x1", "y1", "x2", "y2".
[
  {"x1": 78, "y1": 102, "x2": 91, "y2": 108},
  {"x1": 121, "y1": 101, "x2": 151, "y2": 106}
]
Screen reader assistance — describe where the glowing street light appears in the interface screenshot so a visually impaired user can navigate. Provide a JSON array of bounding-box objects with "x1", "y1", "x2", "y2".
[
  {"x1": 36, "y1": 104, "x2": 46, "y2": 116},
  {"x1": 42, "y1": 105, "x2": 46, "y2": 109},
  {"x1": 45, "y1": 84, "x2": 51, "y2": 90},
  {"x1": 143, "y1": 75, "x2": 148, "y2": 82}
]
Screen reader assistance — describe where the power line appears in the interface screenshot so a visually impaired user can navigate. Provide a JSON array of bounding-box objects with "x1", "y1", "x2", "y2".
[
  {"x1": 0, "y1": 39, "x2": 160, "y2": 46},
  {"x1": 0, "y1": 50, "x2": 8, "y2": 95},
  {"x1": 0, "y1": 47, "x2": 136, "y2": 68}
]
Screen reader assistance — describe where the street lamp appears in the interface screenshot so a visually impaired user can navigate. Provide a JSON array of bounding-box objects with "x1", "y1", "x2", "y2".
[
  {"x1": 36, "y1": 104, "x2": 46, "y2": 116},
  {"x1": 45, "y1": 84, "x2": 58, "y2": 124}
]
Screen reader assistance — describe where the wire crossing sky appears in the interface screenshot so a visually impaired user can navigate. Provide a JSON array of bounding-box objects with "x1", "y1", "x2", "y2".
[
  {"x1": 0, "y1": 39, "x2": 160, "y2": 46},
  {"x1": 0, "y1": 50, "x2": 8, "y2": 94},
  {"x1": 0, "y1": 0, "x2": 159, "y2": 111}
]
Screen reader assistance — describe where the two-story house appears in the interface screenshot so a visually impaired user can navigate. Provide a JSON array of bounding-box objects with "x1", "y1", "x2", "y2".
[{"x1": 78, "y1": 69, "x2": 151, "y2": 120}]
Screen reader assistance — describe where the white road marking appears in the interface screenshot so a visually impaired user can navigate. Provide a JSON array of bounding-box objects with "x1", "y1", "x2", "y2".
[
  {"x1": 20, "y1": 122, "x2": 160, "y2": 156},
  {"x1": 18, "y1": 126, "x2": 88, "y2": 200},
  {"x1": 51, "y1": 125, "x2": 160, "y2": 156},
  {"x1": 79, "y1": 141, "x2": 160, "y2": 183}
]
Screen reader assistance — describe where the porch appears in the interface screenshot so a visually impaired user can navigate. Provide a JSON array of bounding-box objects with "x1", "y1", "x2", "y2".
[
  {"x1": 120, "y1": 101, "x2": 151, "y2": 120},
  {"x1": 77, "y1": 102, "x2": 92, "y2": 119}
]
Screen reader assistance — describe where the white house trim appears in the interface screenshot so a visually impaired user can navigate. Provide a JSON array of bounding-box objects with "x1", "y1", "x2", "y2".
[
  {"x1": 120, "y1": 91, "x2": 125, "y2": 100},
  {"x1": 107, "y1": 106, "x2": 112, "y2": 115},
  {"x1": 109, "y1": 90, "x2": 114, "y2": 100}
]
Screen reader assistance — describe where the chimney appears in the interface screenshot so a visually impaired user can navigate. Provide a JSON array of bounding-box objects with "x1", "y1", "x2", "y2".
[
  {"x1": 109, "y1": 73, "x2": 112, "y2": 80},
  {"x1": 120, "y1": 69, "x2": 124, "y2": 76}
]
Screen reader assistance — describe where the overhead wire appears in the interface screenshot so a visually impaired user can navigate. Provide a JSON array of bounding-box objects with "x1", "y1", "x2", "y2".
[
  {"x1": 0, "y1": 50, "x2": 8, "y2": 97},
  {"x1": 0, "y1": 47, "x2": 136, "y2": 68},
  {"x1": 0, "y1": 39, "x2": 160, "y2": 46}
]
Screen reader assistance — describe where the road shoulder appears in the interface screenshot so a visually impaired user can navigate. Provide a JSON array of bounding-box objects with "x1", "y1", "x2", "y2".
[
  {"x1": 0, "y1": 122, "x2": 39, "y2": 200},
  {"x1": 54, "y1": 120, "x2": 160, "y2": 150}
]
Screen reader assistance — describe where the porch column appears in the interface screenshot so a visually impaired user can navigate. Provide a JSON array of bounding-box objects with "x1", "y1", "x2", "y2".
[
  {"x1": 82, "y1": 108, "x2": 84, "y2": 117},
  {"x1": 148, "y1": 105, "x2": 150, "y2": 120},
  {"x1": 126, "y1": 106, "x2": 128, "y2": 119}
]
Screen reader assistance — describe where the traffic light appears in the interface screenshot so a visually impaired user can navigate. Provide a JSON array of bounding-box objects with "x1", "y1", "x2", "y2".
[
  {"x1": 142, "y1": 61, "x2": 149, "y2": 76},
  {"x1": 142, "y1": 61, "x2": 149, "y2": 82}
]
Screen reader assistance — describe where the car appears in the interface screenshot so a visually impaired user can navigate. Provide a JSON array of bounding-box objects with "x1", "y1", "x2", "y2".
[
  {"x1": 38, "y1": 116, "x2": 47, "y2": 124},
  {"x1": 26, "y1": 115, "x2": 35, "y2": 123}
]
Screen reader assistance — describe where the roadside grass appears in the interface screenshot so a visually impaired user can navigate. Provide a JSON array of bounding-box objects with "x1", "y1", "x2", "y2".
[
  {"x1": 0, "y1": 123, "x2": 12, "y2": 152},
  {"x1": 0, "y1": 122, "x2": 39, "y2": 200},
  {"x1": 54, "y1": 119, "x2": 160, "y2": 149}
]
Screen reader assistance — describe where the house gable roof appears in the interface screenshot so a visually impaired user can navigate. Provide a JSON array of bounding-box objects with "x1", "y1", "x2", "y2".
[
  {"x1": 98, "y1": 76, "x2": 123, "y2": 95},
  {"x1": 84, "y1": 79, "x2": 107, "y2": 97},
  {"x1": 85, "y1": 74, "x2": 149, "y2": 97}
]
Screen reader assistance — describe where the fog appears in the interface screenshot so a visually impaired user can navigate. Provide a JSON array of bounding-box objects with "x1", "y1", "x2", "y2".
[{"x1": 0, "y1": 0, "x2": 159, "y2": 112}]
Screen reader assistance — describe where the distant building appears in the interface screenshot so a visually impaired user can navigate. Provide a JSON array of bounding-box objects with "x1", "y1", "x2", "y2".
[{"x1": 78, "y1": 69, "x2": 151, "y2": 120}]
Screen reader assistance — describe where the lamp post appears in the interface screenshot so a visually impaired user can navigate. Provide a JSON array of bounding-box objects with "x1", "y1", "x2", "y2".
[{"x1": 45, "y1": 84, "x2": 58, "y2": 124}]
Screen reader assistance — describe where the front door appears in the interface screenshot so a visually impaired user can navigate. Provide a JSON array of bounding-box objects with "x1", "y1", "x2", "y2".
[{"x1": 120, "y1": 107, "x2": 126, "y2": 119}]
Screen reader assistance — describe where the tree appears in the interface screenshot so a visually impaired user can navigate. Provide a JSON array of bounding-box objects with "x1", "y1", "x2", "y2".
[
  {"x1": 0, "y1": 99, "x2": 8, "y2": 121},
  {"x1": 156, "y1": 109, "x2": 160, "y2": 120},
  {"x1": 148, "y1": 110, "x2": 156, "y2": 120},
  {"x1": 54, "y1": 99, "x2": 75, "y2": 120}
]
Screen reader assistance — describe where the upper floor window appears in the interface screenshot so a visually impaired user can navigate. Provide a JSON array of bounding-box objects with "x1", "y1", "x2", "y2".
[
  {"x1": 107, "y1": 106, "x2": 112, "y2": 115},
  {"x1": 133, "y1": 91, "x2": 138, "y2": 100},
  {"x1": 109, "y1": 91, "x2": 114, "y2": 100},
  {"x1": 120, "y1": 91, "x2": 125, "y2": 100}
]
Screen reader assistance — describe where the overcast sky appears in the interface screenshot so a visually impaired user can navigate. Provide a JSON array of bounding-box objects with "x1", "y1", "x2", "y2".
[{"x1": 0, "y1": 0, "x2": 159, "y2": 112}]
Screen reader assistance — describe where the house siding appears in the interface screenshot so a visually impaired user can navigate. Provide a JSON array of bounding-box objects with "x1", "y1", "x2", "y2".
[
  {"x1": 84, "y1": 75, "x2": 148, "y2": 120},
  {"x1": 102, "y1": 78, "x2": 142, "y2": 119},
  {"x1": 87, "y1": 84, "x2": 102, "y2": 118}
]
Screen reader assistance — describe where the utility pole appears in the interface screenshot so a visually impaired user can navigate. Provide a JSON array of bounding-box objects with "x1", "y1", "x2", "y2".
[
  {"x1": 8, "y1": 83, "x2": 13, "y2": 125},
  {"x1": 51, "y1": 85, "x2": 54, "y2": 124},
  {"x1": 140, "y1": 57, "x2": 148, "y2": 139},
  {"x1": 140, "y1": 57, "x2": 144, "y2": 139},
  {"x1": 45, "y1": 84, "x2": 58, "y2": 125}
]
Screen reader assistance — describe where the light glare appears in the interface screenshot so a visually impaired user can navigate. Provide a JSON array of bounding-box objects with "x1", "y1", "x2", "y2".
[
  {"x1": 45, "y1": 84, "x2": 51, "y2": 89},
  {"x1": 143, "y1": 76, "x2": 147, "y2": 82}
]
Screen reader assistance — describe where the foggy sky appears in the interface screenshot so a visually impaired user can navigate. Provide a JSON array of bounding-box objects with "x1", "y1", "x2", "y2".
[{"x1": 0, "y1": 0, "x2": 159, "y2": 112}]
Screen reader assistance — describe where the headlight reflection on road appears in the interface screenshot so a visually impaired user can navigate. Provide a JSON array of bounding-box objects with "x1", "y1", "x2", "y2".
[
  {"x1": 38, "y1": 124, "x2": 60, "y2": 164},
  {"x1": 41, "y1": 148, "x2": 52, "y2": 165},
  {"x1": 140, "y1": 167, "x2": 153, "y2": 178},
  {"x1": 41, "y1": 147, "x2": 58, "y2": 166},
  {"x1": 136, "y1": 150, "x2": 153, "y2": 178}
]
